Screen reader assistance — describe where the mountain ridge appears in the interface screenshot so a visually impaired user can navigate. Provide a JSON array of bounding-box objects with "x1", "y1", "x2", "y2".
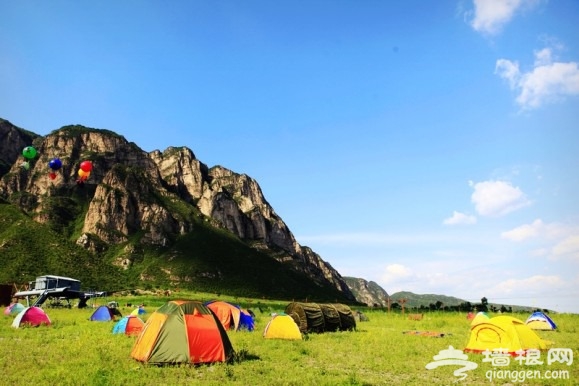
[{"x1": 0, "y1": 118, "x2": 355, "y2": 302}]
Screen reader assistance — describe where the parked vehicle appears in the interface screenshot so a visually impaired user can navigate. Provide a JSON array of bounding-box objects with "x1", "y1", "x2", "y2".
[{"x1": 13, "y1": 275, "x2": 105, "y2": 308}]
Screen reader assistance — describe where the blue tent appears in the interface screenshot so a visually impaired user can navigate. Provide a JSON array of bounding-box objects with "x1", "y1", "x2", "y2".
[
  {"x1": 90, "y1": 305, "x2": 118, "y2": 321},
  {"x1": 525, "y1": 311, "x2": 557, "y2": 330},
  {"x1": 238, "y1": 309, "x2": 255, "y2": 331},
  {"x1": 130, "y1": 307, "x2": 146, "y2": 316},
  {"x1": 112, "y1": 315, "x2": 144, "y2": 335}
]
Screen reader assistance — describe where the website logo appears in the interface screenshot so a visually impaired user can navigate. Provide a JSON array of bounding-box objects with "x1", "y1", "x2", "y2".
[{"x1": 425, "y1": 345, "x2": 478, "y2": 381}]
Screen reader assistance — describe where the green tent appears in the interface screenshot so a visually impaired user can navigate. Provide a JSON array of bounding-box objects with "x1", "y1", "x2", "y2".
[
  {"x1": 332, "y1": 303, "x2": 357, "y2": 331},
  {"x1": 285, "y1": 302, "x2": 356, "y2": 333}
]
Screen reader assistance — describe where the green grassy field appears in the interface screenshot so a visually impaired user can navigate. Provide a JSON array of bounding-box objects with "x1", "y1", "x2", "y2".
[{"x1": 1, "y1": 292, "x2": 577, "y2": 385}]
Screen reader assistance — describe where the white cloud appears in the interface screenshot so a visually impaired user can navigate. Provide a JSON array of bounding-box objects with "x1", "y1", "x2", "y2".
[
  {"x1": 496, "y1": 47, "x2": 579, "y2": 110},
  {"x1": 383, "y1": 264, "x2": 412, "y2": 278},
  {"x1": 371, "y1": 260, "x2": 579, "y2": 312},
  {"x1": 443, "y1": 211, "x2": 477, "y2": 225},
  {"x1": 379, "y1": 261, "x2": 472, "y2": 295},
  {"x1": 380, "y1": 263, "x2": 414, "y2": 290},
  {"x1": 534, "y1": 47, "x2": 552, "y2": 66},
  {"x1": 468, "y1": 0, "x2": 535, "y2": 35},
  {"x1": 552, "y1": 235, "x2": 579, "y2": 261},
  {"x1": 488, "y1": 275, "x2": 566, "y2": 297},
  {"x1": 470, "y1": 180, "x2": 530, "y2": 217},
  {"x1": 501, "y1": 219, "x2": 543, "y2": 241},
  {"x1": 502, "y1": 219, "x2": 573, "y2": 242},
  {"x1": 495, "y1": 59, "x2": 520, "y2": 88}
]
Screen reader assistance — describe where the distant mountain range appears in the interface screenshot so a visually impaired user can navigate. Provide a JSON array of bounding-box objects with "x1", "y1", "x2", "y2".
[{"x1": 343, "y1": 278, "x2": 539, "y2": 312}]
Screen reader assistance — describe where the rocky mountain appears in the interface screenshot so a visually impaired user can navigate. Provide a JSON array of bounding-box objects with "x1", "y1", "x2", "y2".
[
  {"x1": 343, "y1": 277, "x2": 389, "y2": 307},
  {"x1": 0, "y1": 118, "x2": 355, "y2": 301}
]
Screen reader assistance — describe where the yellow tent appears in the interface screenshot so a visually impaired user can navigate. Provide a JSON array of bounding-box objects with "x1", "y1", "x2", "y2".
[
  {"x1": 263, "y1": 314, "x2": 302, "y2": 340},
  {"x1": 470, "y1": 311, "x2": 490, "y2": 326},
  {"x1": 464, "y1": 316, "x2": 550, "y2": 355}
]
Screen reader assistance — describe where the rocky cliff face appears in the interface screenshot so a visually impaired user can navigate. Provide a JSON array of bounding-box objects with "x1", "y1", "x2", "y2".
[
  {"x1": 0, "y1": 119, "x2": 38, "y2": 176},
  {"x1": 343, "y1": 277, "x2": 389, "y2": 307},
  {"x1": 0, "y1": 121, "x2": 354, "y2": 300},
  {"x1": 150, "y1": 146, "x2": 350, "y2": 293}
]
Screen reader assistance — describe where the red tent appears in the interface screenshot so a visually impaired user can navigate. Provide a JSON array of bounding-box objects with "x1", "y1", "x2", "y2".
[{"x1": 12, "y1": 306, "x2": 51, "y2": 328}]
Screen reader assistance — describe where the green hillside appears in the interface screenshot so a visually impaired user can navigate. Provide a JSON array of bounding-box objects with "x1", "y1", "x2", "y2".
[
  {"x1": 389, "y1": 291, "x2": 467, "y2": 308},
  {"x1": 0, "y1": 199, "x2": 349, "y2": 302}
]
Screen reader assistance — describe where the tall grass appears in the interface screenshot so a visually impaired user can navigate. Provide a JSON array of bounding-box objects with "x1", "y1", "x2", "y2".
[{"x1": 1, "y1": 292, "x2": 577, "y2": 385}]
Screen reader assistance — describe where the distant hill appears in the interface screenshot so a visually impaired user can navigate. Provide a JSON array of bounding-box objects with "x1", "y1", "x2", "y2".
[
  {"x1": 343, "y1": 277, "x2": 389, "y2": 306},
  {"x1": 390, "y1": 291, "x2": 537, "y2": 313},
  {"x1": 389, "y1": 291, "x2": 467, "y2": 309}
]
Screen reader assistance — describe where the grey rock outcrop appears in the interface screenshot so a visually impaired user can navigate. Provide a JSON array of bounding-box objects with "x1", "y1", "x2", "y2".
[{"x1": 343, "y1": 277, "x2": 389, "y2": 306}]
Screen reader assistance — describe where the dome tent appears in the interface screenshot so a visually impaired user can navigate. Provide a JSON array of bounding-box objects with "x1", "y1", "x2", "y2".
[
  {"x1": 470, "y1": 311, "x2": 490, "y2": 326},
  {"x1": 12, "y1": 306, "x2": 51, "y2": 328},
  {"x1": 90, "y1": 305, "x2": 121, "y2": 321},
  {"x1": 113, "y1": 315, "x2": 145, "y2": 336},
  {"x1": 4, "y1": 302, "x2": 25, "y2": 316},
  {"x1": 525, "y1": 311, "x2": 557, "y2": 330},
  {"x1": 464, "y1": 316, "x2": 550, "y2": 355},
  {"x1": 263, "y1": 313, "x2": 302, "y2": 340},
  {"x1": 205, "y1": 300, "x2": 255, "y2": 331},
  {"x1": 131, "y1": 300, "x2": 234, "y2": 365}
]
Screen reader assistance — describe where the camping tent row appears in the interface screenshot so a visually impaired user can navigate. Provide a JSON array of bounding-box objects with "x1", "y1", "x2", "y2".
[
  {"x1": 285, "y1": 302, "x2": 356, "y2": 333},
  {"x1": 464, "y1": 315, "x2": 551, "y2": 355}
]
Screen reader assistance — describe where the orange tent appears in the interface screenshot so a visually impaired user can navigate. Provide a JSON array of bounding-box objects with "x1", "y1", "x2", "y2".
[
  {"x1": 205, "y1": 301, "x2": 241, "y2": 330},
  {"x1": 113, "y1": 315, "x2": 145, "y2": 336},
  {"x1": 131, "y1": 300, "x2": 234, "y2": 364},
  {"x1": 205, "y1": 300, "x2": 254, "y2": 331}
]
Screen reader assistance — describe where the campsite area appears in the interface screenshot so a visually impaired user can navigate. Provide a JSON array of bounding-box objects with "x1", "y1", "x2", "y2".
[{"x1": 2, "y1": 292, "x2": 577, "y2": 385}]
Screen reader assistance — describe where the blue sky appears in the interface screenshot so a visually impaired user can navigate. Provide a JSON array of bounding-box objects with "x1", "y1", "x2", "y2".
[{"x1": 1, "y1": 1, "x2": 578, "y2": 312}]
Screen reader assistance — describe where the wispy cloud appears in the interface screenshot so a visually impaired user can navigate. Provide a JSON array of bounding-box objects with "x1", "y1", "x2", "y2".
[
  {"x1": 552, "y1": 235, "x2": 579, "y2": 261},
  {"x1": 371, "y1": 260, "x2": 578, "y2": 312},
  {"x1": 467, "y1": 0, "x2": 539, "y2": 35},
  {"x1": 297, "y1": 231, "x2": 485, "y2": 246},
  {"x1": 502, "y1": 220, "x2": 579, "y2": 261},
  {"x1": 486, "y1": 275, "x2": 567, "y2": 297},
  {"x1": 496, "y1": 47, "x2": 579, "y2": 110},
  {"x1": 501, "y1": 219, "x2": 544, "y2": 241},
  {"x1": 501, "y1": 219, "x2": 570, "y2": 242},
  {"x1": 378, "y1": 260, "x2": 493, "y2": 295},
  {"x1": 443, "y1": 211, "x2": 477, "y2": 225},
  {"x1": 469, "y1": 180, "x2": 531, "y2": 217}
]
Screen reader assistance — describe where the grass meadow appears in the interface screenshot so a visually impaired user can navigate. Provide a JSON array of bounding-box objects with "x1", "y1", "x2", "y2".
[{"x1": 1, "y1": 292, "x2": 577, "y2": 385}]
